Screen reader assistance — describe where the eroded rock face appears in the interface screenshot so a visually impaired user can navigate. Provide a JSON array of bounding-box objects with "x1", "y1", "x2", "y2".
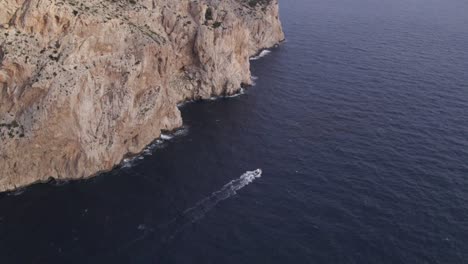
[{"x1": 0, "y1": 0, "x2": 284, "y2": 192}]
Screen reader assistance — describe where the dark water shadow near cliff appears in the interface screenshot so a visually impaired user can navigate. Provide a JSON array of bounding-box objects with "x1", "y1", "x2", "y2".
[
  {"x1": 2, "y1": 0, "x2": 468, "y2": 263},
  {"x1": 0, "y1": 89, "x2": 275, "y2": 263}
]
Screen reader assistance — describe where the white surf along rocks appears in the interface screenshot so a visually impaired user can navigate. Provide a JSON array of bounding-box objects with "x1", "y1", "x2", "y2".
[{"x1": 0, "y1": 0, "x2": 284, "y2": 192}]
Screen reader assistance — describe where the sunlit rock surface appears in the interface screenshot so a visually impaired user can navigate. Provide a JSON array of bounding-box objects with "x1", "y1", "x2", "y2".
[{"x1": 0, "y1": 0, "x2": 284, "y2": 191}]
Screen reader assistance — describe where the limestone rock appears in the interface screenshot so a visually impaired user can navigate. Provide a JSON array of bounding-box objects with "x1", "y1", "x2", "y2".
[{"x1": 0, "y1": 0, "x2": 284, "y2": 192}]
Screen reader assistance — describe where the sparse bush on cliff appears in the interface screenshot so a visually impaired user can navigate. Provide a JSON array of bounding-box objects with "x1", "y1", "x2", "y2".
[
  {"x1": 246, "y1": 0, "x2": 272, "y2": 8},
  {"x1": 0, "y1": 0, "x2": 284, "y2": 192},
  {"x1": 212, "y1": 21, "x2": 222, "y2": 28},
  {"x1": 205, "y1": 7, "x2": 213, "y2": 21}
]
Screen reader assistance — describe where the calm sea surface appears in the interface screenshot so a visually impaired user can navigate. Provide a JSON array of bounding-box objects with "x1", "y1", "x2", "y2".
[{"x1": 1, "y1": 0, "x2": 468, "y2": 263}]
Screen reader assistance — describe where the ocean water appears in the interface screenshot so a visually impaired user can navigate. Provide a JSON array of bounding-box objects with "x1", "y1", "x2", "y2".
[{"x1": 1, "y1": 0, "x2": 468, "y2": 263}]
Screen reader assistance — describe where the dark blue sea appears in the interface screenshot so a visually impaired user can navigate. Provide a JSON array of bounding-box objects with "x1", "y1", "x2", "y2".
[{"x1": 1, "y1": 0, "x2": 468, "y2": 263}]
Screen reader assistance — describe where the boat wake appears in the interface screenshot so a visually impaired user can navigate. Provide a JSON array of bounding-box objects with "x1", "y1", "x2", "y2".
[
  {"x1": 119, "y1": 169, "x2": 263, "y2": 254},
  {"x1": 160, "y1": 169, "x2": 262, "y2": 241},
  {"x1": 171, "y1": 169, "x2": 262, "y2": 227}
]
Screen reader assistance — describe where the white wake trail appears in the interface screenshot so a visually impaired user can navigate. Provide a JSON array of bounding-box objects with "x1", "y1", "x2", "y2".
[
  {"x1": 163, "y1": 169, "x2": 263, "y2": 240},
  {"x1": 119, "y1": 169, "x2": 263, "y2": 252},
  {"x1": 182, "y1": 169, "x2": 262, "y2": 222}
]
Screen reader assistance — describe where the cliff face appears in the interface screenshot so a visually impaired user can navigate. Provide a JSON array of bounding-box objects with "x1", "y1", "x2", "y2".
[{"x1": 0, "y1": 0, "x2": 284, "y2": 192}]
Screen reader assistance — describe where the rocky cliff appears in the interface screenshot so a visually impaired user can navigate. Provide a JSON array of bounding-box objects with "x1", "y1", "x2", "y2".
[{"x1": 0, "y1": 0, "x2": 284, "y2": 192}]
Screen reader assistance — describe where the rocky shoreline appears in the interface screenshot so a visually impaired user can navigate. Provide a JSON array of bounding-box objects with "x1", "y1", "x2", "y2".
[{"x1": 0, "y1": 0, "x2": 284, "y2": 192}]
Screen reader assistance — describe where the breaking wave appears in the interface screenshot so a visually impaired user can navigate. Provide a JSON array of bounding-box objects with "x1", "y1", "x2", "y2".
[
  {"x1": 226, "y1": 88, "x2": 246, "y2": 98},
  {"x1": 120, "y1": 126, "x2": 189, "y2": 168},
  {"x1": 251, "y1": 75, "x2": 258, "y2": 86},
  {"x1": 207, "y1": 88, "x2": 246, "y2": 101},
  {"x1": 250, "y1": 50, "x2": 271, "y2": 60},
  {"x1": 160, "y1": 134, "x2": 173, "y2": 140}
]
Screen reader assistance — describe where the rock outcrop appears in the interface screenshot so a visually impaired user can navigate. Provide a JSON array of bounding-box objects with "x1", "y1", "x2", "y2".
[{"x1": 0, "y1": 0, "x2": 284, "y2": 192}]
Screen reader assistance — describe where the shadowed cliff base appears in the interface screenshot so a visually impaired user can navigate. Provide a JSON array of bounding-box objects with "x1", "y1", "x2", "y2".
[{"x1": 0, "y1": 0, "x2": 284, "y2": 192}]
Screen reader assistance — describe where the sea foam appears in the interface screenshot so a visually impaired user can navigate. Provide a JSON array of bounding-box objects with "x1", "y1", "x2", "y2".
[
  {"x1": 250, "y1": 50, "x2": 271, "y2": 61},
  {"x1": 160, "y1": 134, "x2": 173, "y2": 140},
  {"x1": 120, "y1": 127, "x2": 189, "y2": 168}
]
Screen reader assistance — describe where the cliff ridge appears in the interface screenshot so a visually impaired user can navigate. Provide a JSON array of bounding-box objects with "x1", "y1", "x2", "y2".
[{"x1": 0, "y1": 0, "x2": 284, "y2": 192}]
